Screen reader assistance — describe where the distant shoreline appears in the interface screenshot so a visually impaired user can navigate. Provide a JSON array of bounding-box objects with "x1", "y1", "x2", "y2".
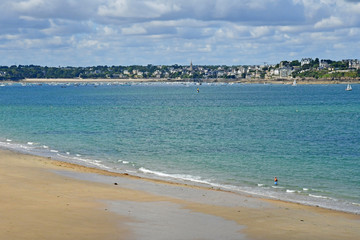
[{"x1": 19, "y1": 78, "x2": 360, "y2": 85}]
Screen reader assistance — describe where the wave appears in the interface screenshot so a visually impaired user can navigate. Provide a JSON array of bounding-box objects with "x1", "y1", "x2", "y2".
[
  {"x1": 0, "y1": 138, "x2": 111, "y2": 172},
  {"x1": 139, "y1": 167, "x2": 212, "y2": 185},
  {"x1": 309, "y1": 194, "x2": 330, "y2": 199},
  {"x1": 119, "y1": 160, "x2": 130, "y2": 164},
  {"x1": 137, "y1": 167, "x2": 359, "y2": 214}
]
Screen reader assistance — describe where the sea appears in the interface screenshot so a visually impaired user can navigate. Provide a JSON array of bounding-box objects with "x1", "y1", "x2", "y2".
[{"x1": 0, "y1": 82, "x2": 359, "y2": 214}]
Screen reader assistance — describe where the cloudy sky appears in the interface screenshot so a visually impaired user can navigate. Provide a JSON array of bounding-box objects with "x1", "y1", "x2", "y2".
[{"x1": 1, "y1": 0, "x2": 360, "y2": 66}]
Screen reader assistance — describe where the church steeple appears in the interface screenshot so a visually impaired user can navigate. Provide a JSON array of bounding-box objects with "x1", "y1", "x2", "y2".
[{"x1": 190, "y1": 60, "x2": 193, "y2": 72}]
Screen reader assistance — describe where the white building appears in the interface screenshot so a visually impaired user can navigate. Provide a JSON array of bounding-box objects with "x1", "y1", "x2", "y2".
[
  {"x1": 319, "y1": 60, "x2": 330, "y2": 69},
  {"x1": 280, "y1": 67, "x2": 293, "y2": 77},
  {"x1": 349, "y1": 59, "x2": 360, "y2": 69},
  {"x1": 301, "y1": 58, "x2": 312, "y2": 66}
]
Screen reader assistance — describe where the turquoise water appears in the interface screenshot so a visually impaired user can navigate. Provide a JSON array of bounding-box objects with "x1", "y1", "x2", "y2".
[{"x1": 0, "y1": 82, "x2": 359, "y2": 213}]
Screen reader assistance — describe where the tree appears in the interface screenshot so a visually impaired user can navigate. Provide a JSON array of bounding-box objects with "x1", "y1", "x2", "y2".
[{"x1": 290, "y1": 60, "x2": 300, "y2": 67}]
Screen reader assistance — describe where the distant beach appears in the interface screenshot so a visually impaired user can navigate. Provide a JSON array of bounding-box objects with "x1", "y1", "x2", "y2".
[{"x1": 21, "y1": 77, "x2": 360, "y2": 85}]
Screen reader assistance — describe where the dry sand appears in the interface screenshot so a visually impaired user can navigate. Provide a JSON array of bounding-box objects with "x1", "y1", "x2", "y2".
[{"x1": 0, "y1": 149, "x2": 359, "y2": 240}]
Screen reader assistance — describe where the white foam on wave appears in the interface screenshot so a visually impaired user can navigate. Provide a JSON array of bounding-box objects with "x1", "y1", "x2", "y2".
[
  {"x1": 303, "y1": 188, "x2": 309, "y2": 191},
  {"x1": 6, "y1": 139, "x2": 12, "y2": 142},
  {"x1": 309, "y1": 194, "x2": 329, "y2": 199},
  {"x1": 27, "y1": 142, "x2": 34, "y2": 145},
  {"x1": 50, "y1": 149, "x2": 59, "y2": 153},
  {"x1": 139, "y1": 167, "x2": 211, "y2": 185},
  {"x1": 73, "y1": 156, "x2": 110, "y2": 170},
  {"x1": 257, "y1": 183, "x2": 264, "y2": 187},
  {"x1": 43, "y1": 145, "x2": 49, "y2": 149},
  {"x1": 286, "y1": 189, "x2": 296, "y2": 193}
]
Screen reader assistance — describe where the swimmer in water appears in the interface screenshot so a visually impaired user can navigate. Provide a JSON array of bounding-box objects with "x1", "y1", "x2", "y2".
[{"x1": 274, "y1": 177, "x2": 278, "y2": 185}]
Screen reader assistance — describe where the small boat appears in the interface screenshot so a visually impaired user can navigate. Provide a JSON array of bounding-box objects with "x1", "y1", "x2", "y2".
[{"x1": 346, "y1": 84, "x2": 352, "y2": 91}]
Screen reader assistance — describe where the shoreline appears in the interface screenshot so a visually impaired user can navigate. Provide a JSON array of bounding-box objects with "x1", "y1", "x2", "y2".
[
  {"x1": 2, "y1": 140, "x2": 359, "y2": 215},
  {"x1": 4, "y1": 138, "x2": 358, "y2": 215},
  {"x1": 1, "y1": 148, "x2": 359, "y2": 239},
  {"x1": 16, "y1": 78, "x2": 360, "y2": 84}
]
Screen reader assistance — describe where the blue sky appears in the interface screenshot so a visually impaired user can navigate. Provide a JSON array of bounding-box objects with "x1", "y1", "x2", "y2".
[{"x1": 1, "y1": 0, "x2": 360, "y2": 66}]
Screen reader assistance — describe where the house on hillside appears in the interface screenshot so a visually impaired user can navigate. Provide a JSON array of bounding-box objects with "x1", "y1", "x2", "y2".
[
  {"x1": 348, "y1": 59, "x2": 360, "y2": 69},
  {"x1": 319, "y1": 60, "x2": 331, "y2": 69},
  {"x1": 301, "y1": 58, "x2": 312, "y2": 66},
  {"x1": 280, "y1": 67, "x2": 293, "y2": 77}
]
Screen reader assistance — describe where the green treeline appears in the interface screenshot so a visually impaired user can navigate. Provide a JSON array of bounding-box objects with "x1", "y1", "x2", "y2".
[
  {"x1": 288, "y1": 58, "x2": 360, "y2": 79},
  {"x1": 0, "y1": 64, "x2": 232, "y2": 80},
  {"x1": 1, "y1": 59, "x2": 360, "y2": 81}
]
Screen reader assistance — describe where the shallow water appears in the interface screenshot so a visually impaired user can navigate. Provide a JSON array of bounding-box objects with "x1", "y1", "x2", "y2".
[{"x1": 0, "y1": 82, "x2": 359, "y2": 213}]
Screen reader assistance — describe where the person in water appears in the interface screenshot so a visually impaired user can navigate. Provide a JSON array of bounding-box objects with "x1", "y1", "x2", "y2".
[{"x1": 274, "y1": 177, "x2": 278, "y2": 185}]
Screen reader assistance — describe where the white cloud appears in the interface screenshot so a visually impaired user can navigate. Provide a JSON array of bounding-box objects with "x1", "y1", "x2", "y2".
[
  {"x1": 314, "y1": 16, "x2": 344, "y2": 29},
  {"x1": 78, "y1": 39, "x2": 109, "y2": 49},
  {"x1": 348, "y1": 27, "x2": 360, "y2": 36},
  {"x1": 199, "y1": 44, "x2": 212, "y2": 52},
  {"x1": 122, "y1": 25, "x2": 147, "y2": 35},
  {"x1": 250, "y1": 26, "x2": 272, "y2": 38},
  {"x1": 13, "y1": 0, "x2": 45, "y2": 12},
  {"x1": 0, "y1": 34, "x2": 19, "y2": 40},
  {"x1": 333, "y1": 43, "x2": 345, "y2": 48},
  {"x1": 310, "y1": 32, "x2": 339, "y2": 41},
  {"x1": 97, "y1": 0, "x2": 180, "y2": 18},
  {"x1": 102, "y1": 26, "x2": 118, "y2": 36}
]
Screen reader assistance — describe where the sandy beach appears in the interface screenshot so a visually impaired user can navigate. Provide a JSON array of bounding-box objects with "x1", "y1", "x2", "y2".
[{"x1": 0, "y1": 149, "x2": 359, "y2": 240}]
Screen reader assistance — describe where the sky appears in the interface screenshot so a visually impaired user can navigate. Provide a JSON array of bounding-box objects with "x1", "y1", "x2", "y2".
[{"x1": 1, "y1": 0, "x2": 360, "y2": 66}]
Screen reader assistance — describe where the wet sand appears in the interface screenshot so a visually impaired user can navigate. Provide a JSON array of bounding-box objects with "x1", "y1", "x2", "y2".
[{"x1": 0, "y1": 149, "x2": 359, "y2": 240}]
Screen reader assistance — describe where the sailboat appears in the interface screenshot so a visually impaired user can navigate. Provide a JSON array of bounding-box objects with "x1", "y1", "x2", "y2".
[
  {"x1": 346, "y1": 84, "x2": 352, "y2": 91},
  {"x1": 292, "y1": 79, "x2": 297, "y2": 86}
]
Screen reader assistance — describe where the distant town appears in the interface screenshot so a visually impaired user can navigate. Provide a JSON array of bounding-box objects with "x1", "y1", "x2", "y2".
[{"x1": 1, "y1": 58, "x2": 360, "y2": 83}]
